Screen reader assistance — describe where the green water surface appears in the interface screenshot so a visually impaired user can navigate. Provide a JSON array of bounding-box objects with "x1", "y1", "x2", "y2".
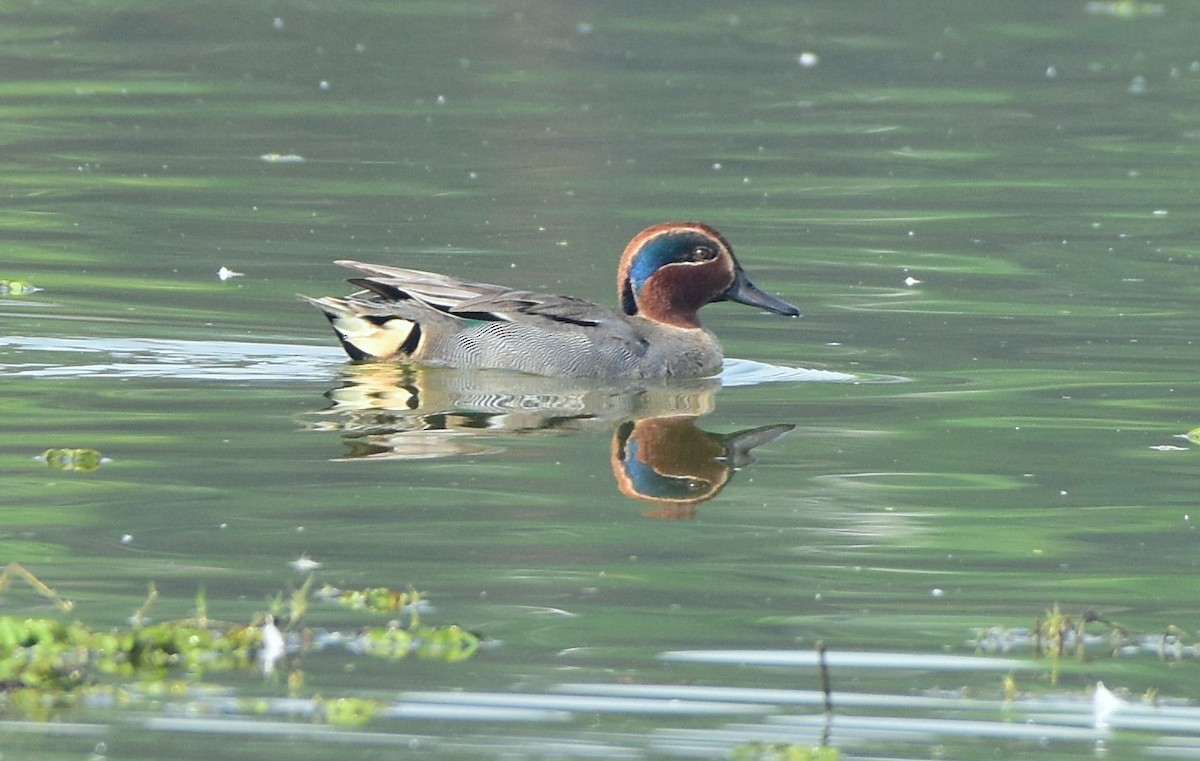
[{"x1": 3, "y1": 1, "x2": 1200, "y2": 759}]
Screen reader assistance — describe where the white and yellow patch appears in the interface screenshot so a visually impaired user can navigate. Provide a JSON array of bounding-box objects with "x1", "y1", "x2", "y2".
[{"x1": 330, "y1": 314, "x2": 417, "y2": 359}]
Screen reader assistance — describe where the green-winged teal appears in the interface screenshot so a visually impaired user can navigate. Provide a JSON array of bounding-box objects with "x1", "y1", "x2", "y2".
[{"x1": 304, "y1": 222, "x2": 799, "y2": 378}]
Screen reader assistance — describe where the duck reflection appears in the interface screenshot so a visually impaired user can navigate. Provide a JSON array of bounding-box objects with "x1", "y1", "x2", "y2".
[
  {"x1": 612, "y1": 417, "x2": 792, "y2": 519},
  {"x1": 306, "y1": 363, "x2": 792, "y2": 516}
]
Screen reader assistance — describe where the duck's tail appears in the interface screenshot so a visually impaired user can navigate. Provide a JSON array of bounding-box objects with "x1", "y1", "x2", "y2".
[{"x1": 300, "y1": 294, "x2": 421, "y2": 361}]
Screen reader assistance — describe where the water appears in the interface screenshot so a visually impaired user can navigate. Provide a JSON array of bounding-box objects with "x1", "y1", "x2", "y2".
[{"x1": 3, "y1": 1, "x2": 1200, "y2": 759}]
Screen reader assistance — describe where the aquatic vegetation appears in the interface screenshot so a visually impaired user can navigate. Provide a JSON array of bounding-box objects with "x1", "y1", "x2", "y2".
[
  {"x1": 38, "y1": 448, "x2": 108, "y2": 472},
  {"x1": 0, "y1": 280, "x2": 40, "y2": 295},
  {"x1": 974, "y1": 605, "x2": 1200, "y2": 689},
  {"x1": 732, "y1": 744, "x2": 840, "y2": 761},
  {"x1": 0, "y1": 567, "x2": 480, "y2": 720},
  {"x1": 1032, "y1": 605, "x2": 1131, "y2": 663},
  {"x1": 973, "y1": 604, "x2": 1133, "y2": 663},
  {"x1": 316, "y1": 583, "x2": 423, "y2": 617},
  {"x1": 322, "y1": 696, "x2": 378, "y2": 727},
  {"x1": 0, "y1": 563, "x2": 73, "y2": 613}
]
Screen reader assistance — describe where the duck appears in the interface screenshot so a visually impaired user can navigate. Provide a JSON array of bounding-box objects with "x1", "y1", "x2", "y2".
[{"x1": 303, "y1": 222, "x2": 800, "y2": 379}]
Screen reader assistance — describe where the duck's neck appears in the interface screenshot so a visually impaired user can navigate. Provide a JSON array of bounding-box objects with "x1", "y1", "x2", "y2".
[{"x1": 623, "y1": 273, "x2": 705, "y2": 330}]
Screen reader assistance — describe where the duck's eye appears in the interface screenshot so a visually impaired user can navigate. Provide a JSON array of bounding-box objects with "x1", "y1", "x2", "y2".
[{"x1": 690, "y1": 245, "x2": 716, "y2": 262}]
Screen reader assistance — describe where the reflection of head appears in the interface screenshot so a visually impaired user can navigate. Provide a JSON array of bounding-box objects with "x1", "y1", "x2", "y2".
[
  {"x1": 611, "y1": 417, "x2": 733, "y2": 514},
  {"x1": 612, "y1": 417, "x2": 794, "y2": 519}
]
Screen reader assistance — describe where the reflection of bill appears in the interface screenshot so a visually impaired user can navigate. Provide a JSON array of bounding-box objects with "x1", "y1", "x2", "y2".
[
  {"x1": 613, "y1": 417, "x2": 792, "y2": 520},
  {"x1": 303, "y1": 363, "x2": 790, "y2": 515}
]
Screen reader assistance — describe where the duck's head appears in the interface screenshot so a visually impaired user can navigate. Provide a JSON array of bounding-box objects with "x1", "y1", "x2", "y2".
[{"x1": 617, "y1": 222, "x2": 801, "y2": 329}]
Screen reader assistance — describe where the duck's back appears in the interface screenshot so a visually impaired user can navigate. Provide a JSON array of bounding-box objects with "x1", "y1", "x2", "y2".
[{"x1": 304, "y1": 262, "x2": 724, "y2": 378}]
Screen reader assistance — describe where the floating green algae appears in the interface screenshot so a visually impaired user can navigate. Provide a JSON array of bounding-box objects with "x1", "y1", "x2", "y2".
[
  {"x1": 38, "y1": 448, "x2": 108, "y2": 473},
  {"x1": 0, "y1": 280, "x2": 40, "y2": 296},
  {"x1": 0, "y1": 565, "x2": 481, "y2": 720}
]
